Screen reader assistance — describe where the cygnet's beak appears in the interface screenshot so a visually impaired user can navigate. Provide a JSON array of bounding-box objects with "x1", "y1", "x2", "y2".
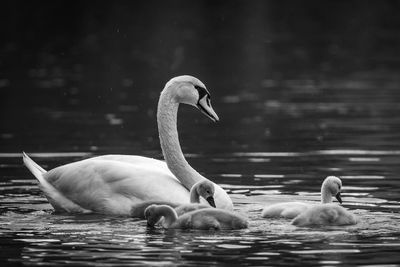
[
  {"x1": 206, "y1": 196, "x2": 216, "y2": 208},
  {"x1": 335, "y1": 192, "x2": 342, "y2": 204},
  {"x1": 197, "y1": 97, "x2": 219, "y2": 122}
]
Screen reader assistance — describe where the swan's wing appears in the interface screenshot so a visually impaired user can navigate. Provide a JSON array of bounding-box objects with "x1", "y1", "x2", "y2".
[
  {"x1": 23, "y1": 152, "x2": 90, "y2": 213},
  {"x1": 89, "y1": 155, "x2": 172, "y2": 173},
  {"x1": 193, "y1": 216, "x2": 221, "y2": 230},
  {"x1": 330, "y1": 205, "x2": 358, "y2": 225},
  {"x1": 211, "y1": 183, "x2": 234, "y2": 211},
  {"x1": 45, "y1": 159, "x2": 191, "y2": 215},
  {"x1": 262, "y1": 202, "x2": 309, "y2": 218},
  {"x1": 171, "y1": 214, "x2": 194, "y2": 229},
  {"x1": 280, "y1": 203, "x2": 310, "y2": 218},
  {"x1": 339, "y1": 209, "x2": 358, "y2": 225}
]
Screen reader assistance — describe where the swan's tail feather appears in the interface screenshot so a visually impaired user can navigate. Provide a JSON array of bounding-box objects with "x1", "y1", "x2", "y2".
[
  {"x1": 22, "y1": 152, "x2": 47, "y2": 180},
  {"x1": 22, "y1": 152, "x2": 47, "y2": 173},
  {"x1": 22, "y1": 151, "x2": 60, "y2": 200},
  {"x1": 22, "y1": 152, "x2": 90, "y2": 214}
]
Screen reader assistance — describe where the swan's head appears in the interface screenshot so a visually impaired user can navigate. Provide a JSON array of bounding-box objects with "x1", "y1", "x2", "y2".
[
  {"x1": 164, "y1": 75, "x2": 219, "y2": 122},
  {"x1": 144, "y1": 204, "x2": 161, "y2": 227},
  {"x1": 321, "y1": 176, "x2": 342, "y2": 204},
  {"x1": 195, "y1": 180, "x2": 216, "y2": 208}
]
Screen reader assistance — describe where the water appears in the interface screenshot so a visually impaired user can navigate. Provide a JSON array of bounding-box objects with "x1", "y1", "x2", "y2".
[{"x1": 2, "y1": 1, "x2": 400, "y2": 266}]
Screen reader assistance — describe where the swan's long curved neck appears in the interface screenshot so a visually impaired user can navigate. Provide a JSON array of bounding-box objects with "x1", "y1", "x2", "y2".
[
  {"x1": 158, "y1": 205, "x2": 178, "y2": 227},
  {"x1": 321, "y1": 187, "x2": 333, "y2": 204},
  {"x1": 189, "y1": 183, "x2": 200, "y2": 203},
  {"x1": 157, "y1": 89, "x2": 204, "y2": 190}
]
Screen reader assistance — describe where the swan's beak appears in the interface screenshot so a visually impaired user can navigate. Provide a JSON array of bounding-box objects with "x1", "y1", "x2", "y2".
[
  {"x1": 335, "y1": 192, "x2": 342, "y2": 204},
  {"x1": 206, "y1": 196, "x2": 216, "y2": 208},
  {"x1": 197, "y1": 96, "x2": 219, "y2": 122}
]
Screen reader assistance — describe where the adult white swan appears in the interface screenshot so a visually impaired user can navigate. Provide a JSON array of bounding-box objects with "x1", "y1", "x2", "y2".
[
  {"x1": 23, "y1": 75, "x2": 233, "y2": 215},
  {"x1": 261, "y1": 176, "x2": 343, "y2": 219}
]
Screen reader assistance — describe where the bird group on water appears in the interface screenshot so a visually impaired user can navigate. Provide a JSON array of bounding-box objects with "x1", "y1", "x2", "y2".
[{"x1": 23, "y1": 75, "x2": 358, "y2": 230}]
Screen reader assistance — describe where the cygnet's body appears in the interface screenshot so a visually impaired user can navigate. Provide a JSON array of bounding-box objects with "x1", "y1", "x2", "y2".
[
  {"x1": 145, "y1": 204, "x2": 248, "y2": 230},
  {"x1": 262, "y1": 176, "x2": 343, "y2": 219},
  {"x1": 130, "y1": 180, "x2": 215, "y2": 218},
  {"x1": 291, "y1": 203, "x2": 357, "y2": 226}
]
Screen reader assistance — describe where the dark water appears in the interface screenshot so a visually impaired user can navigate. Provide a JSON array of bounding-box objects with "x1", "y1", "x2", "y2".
[{"x1": 1, "y1": 1, "x2": 400, "y2": 266}]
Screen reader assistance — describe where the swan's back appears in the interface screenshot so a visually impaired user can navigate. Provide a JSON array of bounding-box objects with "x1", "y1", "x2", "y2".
[
  {"x1": 177, "y1": 208, "x2": 248, "y2": 230},
  {"x1": 261, "y1": 202, "x2": 309, "y2": 219},
  {"x1": 291, "y1": 203, "x2": 357, "y2": 226},
  {"x1": 90, "y1": 155, "x2": 172, "y2": 173},
  {"x1": 175, "y1": 203, "x2": 210, "y2": 216}
]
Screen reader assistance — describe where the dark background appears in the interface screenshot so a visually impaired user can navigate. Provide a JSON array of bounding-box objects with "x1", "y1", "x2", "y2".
[
  {"x1": 1, "y1": 0, "x2": 400, "y2": 154},
  {"x1": 2, "y1": 0, "x2": 400, "y2": 89}
]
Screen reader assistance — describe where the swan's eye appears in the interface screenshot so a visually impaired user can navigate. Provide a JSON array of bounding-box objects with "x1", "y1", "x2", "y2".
[
  {"x1": 206, "y1": 95, "x2": 211, "y2": 106},
  {"x1": 194, "y1": 85, "x2": 210, "y2": 103}
]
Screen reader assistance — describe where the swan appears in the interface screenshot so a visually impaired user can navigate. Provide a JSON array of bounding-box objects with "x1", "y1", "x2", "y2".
[
  {"x1": 129, "y1": 180, "x2": 215, "y2": 218},
  {"x1": 261, "y1": 176, "x2": 344, "y2": 219},
  {"x1": 144, "y1": 204, "x2": 248, "y2": 230},
  {"x1": 291, "y1": 203, "x2": 357, "y2": 226},
  {"x1": 23, "y1": 75, "x2": 233, "y2": 215}
]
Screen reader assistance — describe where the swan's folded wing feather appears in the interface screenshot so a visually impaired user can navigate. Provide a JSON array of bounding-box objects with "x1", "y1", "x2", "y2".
[
  {"x1": 89, "y1": 155, "x2": 172, "y2": 174},
  {"x1": 262, "y1": 202, "x2": 309, "y2": 218},
  {"x1": 45, "y1": 159, "x2": 191, "y2": 214}
]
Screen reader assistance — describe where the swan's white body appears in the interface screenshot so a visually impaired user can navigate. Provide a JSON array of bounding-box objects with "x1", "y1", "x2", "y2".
[
  {"x1": 145, "y1": 204, "x2": 248, "y2": 230},
  {"x1": 291, "y1": 203, "x2": 357, "y2": 226},
  {"x1": 23, "y1": 76, "x2": 233, "y2": 215},
  {"x1": 261, "y1": 176, "x2": 344, "y2": 219}
]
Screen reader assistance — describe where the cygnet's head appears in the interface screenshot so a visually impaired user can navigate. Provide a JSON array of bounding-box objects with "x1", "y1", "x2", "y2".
[
  {"x1": 196, "y1": 180, "x2": 216, "y2": 208},
  {"x1": 164, "y1": 75, "x2": 219, "y2": 122},
  {"x1": 144, "y1": 205, "x2": 160, "y2": 226},
  {"x1": 321, "y1": 176, "x2": 343, "y2": 204}
]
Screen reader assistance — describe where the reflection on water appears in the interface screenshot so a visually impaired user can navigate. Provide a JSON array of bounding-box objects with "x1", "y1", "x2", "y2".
[{"x1": 2, "y1": 1, "x2": 400, "y2": 266}]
